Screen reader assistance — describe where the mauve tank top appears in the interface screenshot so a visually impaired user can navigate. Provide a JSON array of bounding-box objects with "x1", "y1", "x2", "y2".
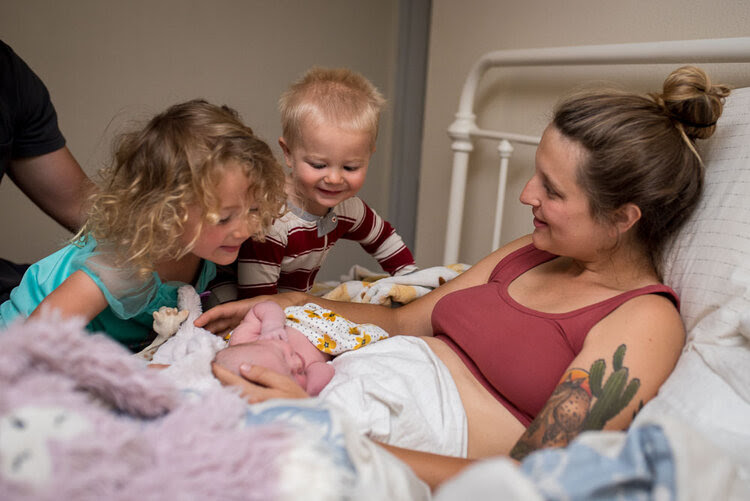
[{"x1": 432, "y1": 244, "x2": 679, "y2": 426}]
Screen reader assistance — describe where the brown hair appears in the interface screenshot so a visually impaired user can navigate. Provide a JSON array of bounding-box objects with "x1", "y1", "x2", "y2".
[
  {"x1": 77, "y1": 99, "x2": 285, "y2": 275},
  {"x1": 279, "y1": 66, "x2": 386, "y2": 150},
  {"x1": 553, "y1": 66, "x2": 731, "y2": 275}
]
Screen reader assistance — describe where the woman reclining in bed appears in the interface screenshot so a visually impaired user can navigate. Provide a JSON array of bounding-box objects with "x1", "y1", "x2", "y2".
[{"x1": 199, "y1": 66, "x2": 730, "y2": 488}]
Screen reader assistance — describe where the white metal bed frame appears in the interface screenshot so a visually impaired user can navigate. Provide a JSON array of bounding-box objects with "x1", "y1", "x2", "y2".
[{"x1": 443, "y1": 37, "x2": 750, "y2": 265}]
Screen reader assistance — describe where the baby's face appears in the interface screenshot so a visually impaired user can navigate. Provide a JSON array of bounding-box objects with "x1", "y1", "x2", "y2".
[{"x1": 215, "y1": 339, "x2": 308, "y2": 389}]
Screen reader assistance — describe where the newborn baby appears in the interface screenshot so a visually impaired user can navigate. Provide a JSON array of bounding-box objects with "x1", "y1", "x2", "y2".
[{"x1": 214, "y1": 302, "x2": 389, "y2": 396}]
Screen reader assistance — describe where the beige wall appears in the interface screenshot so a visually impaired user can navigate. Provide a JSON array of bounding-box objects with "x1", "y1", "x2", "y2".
[
  {"x1": 6, "y1": 0, "x2": 750, "y2": 276},
  {"x1": 417, "y1": 0, "x2": 750, "y2": 267},
  {"x1": 0, "y1": 0, "x2": 398, "y2": 280}
]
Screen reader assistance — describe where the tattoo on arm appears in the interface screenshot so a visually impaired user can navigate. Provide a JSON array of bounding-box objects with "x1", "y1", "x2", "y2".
[{"x1": 510, "y1": 344, "x2": 641, "y2": 461}]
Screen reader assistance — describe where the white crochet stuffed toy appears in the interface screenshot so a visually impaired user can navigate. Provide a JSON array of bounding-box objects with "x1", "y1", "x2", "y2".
[
  {"x1": 134, "y1": 306, "x2": 190, "y2": 360},
  {"x1": 148, "y1": 285, "x2": 228, "y2": 395}
]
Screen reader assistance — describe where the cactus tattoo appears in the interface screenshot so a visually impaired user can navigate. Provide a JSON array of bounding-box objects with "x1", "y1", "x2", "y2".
[
  {"x1": 584, "y1": 344, "x2": 640, "y2": 430},
  {"x1": 510, "y1": 344, "x2": 641, "y2": 461}
]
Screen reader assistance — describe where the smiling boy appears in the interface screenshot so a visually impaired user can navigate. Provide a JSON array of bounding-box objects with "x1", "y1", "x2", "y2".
[{"x1": 220, "y1": 67, "x2": 417, "y2": 300}]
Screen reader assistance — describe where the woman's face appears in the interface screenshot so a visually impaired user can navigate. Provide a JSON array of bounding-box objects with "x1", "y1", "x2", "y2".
[{"x1": 519, "y1": 126, "x2": 614, "y2": 259}]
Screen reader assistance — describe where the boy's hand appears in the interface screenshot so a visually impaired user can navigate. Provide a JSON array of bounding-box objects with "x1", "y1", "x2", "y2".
[{"x1": 212, "y1": 362, "x2": 309, "y2": 403}]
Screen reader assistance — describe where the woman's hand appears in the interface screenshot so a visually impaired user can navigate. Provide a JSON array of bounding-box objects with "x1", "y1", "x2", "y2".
[
  {"x1": 212, "y1": 362, "x2": 309, "y2": 403},
  {"x1": 195, "y1": 292, "x2": 306, "y2": 334},
  {"x1": 194, "y1": 298, "x2": 257, "y2": 334}
]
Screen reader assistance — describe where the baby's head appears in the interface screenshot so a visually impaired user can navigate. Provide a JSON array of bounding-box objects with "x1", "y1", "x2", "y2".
[
  {"x1": 214, "y1": 340, "x2": 310, "y2": 392},
  {"x1": 79, "y1": 99, "x2": 285, "y2": 275},
  {"x1": 278, "y1": 68, "x2": 385, "y2": 216}
]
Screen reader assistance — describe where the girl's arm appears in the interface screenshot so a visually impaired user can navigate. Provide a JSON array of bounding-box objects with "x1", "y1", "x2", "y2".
[
  {"x1": 508, "y1": 292, "x2": 684, "y2": 460},
  {"x1": 29, "y1": 270, "x2": 108, "y2": 322}
]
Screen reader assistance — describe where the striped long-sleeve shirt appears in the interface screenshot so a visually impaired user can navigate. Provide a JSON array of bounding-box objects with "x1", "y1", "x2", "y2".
[{"x1": 235, "y1": 197, "x2": 417, "y2": 298}]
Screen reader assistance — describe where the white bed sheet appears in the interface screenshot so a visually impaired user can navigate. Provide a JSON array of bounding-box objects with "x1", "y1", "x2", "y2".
[{"x1": 320, "y1": 336, "x2": 468, "y2": 457}]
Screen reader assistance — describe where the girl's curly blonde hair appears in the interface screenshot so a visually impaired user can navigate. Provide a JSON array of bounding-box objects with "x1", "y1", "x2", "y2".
[{"x1": 76, "y1": 99, "x2": 285, "y2": 276}]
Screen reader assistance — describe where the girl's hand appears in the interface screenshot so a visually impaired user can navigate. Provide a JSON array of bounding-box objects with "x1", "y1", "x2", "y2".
[
  {"x1": 212, "y1": 362, "x2": 309, "y2": 403},
  {"x1": 195, "y1": 292, "x2": 306, "y2": 334}
]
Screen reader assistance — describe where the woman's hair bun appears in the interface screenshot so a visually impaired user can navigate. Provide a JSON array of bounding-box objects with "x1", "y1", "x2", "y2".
[{"x1": 651, "y1": 65, "x2": 731, "y2": 140}]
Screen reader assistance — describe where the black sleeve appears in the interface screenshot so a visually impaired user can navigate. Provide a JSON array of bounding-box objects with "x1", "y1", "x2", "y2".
[{"x1": 0, "y1": 40, "x2": 66, "y2": 161}]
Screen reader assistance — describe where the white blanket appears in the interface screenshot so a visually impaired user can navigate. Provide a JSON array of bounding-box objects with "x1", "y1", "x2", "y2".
[
  {"x1": 320, "y1": 336, "x2": 468, "y2": 457},
  {"x1": 150, "y1": 286, "x2": 228, "y2": 397},
  {"x1": 434, "y1": 416, "x2": 749, "y2": 501}
]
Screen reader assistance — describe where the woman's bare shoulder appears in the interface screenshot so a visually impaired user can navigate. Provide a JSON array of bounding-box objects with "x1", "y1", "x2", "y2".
[
  {"x1": 464, "y1": 234, "x2": 533, "y2": 280},
  {"x1": 584, "y1": 291, "x2": 684, "y2": 388}
]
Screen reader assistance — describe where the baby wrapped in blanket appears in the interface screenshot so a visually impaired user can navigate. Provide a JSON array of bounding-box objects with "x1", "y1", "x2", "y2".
[
  {"x1": 214, "y1": 302, "x2": 390, "y2": 396},
  {"x1": 215, "y1": 301, "x2": 468, "y2": 456},
  {"x1": 154, "y1": 286, "x2": 467, "y2": 458}
]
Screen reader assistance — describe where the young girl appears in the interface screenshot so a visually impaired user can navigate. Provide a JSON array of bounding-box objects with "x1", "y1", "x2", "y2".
[{"x1": 0, "y1": 99, "x2": 285, "y2": 351}]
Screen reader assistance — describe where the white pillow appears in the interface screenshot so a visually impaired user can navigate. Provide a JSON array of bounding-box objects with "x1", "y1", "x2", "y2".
[
  {"x1": 637, "y1": 87, "x2": 750, "y2": 468},
  {"x1": 660, "y1": 86, "x2": 750, "y2": 397},
  {"x1": 662, "y1": 86, "x2": 750, "y2": 338}
]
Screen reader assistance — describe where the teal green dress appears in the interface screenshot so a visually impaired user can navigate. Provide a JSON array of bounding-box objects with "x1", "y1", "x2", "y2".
[{"x1": 0, "y1": 237, "x2": 216, "y2": 351}]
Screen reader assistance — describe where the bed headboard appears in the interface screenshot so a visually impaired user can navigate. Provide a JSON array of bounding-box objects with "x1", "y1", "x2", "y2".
[{"x1": 443, "y1": 37, "x2": 750, "y2": 265}]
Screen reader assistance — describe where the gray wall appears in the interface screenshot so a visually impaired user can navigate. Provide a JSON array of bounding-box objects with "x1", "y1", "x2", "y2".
[{"x1": 0, "y1": 0, "x2": 400, "y2": 281}]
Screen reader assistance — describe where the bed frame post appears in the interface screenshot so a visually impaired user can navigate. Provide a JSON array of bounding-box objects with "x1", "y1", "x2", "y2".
[
  {"x1": 492, "y1": 139, "x2": 514, "y2": 252},
  {"x1": 444, "y1": 112, "x2": 476, "y2": 265}
]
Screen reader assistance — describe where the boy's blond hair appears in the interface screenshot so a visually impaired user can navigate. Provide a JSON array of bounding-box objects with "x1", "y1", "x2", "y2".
[
  {"x1": 279, "y1": 67, "x2": 386, "y2": 150},
  {"x1": 77, "y1": 99, "x2": 285, "y2": 276}
]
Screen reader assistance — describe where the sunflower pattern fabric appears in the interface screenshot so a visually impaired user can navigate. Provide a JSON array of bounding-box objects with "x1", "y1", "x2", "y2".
[{"x1": 284, "y1": 303, "x2": 390, "y2": 355}]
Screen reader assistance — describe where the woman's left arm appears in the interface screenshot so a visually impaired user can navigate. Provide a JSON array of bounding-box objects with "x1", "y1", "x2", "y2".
[{"x1": 509, "y1": 293, "x2": 684, "y2": 461}]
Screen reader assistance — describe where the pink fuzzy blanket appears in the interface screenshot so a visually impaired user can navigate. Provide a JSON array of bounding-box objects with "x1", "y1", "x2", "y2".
[{"x1": 0, "y1": 313, "x2": 308, "y2": 500}]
